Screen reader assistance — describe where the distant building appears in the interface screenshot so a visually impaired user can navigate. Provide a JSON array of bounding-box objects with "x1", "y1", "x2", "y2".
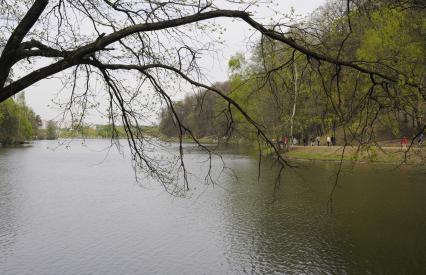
[{"x1": 40, "y1": 120, "x2": 49, "y2": 130}]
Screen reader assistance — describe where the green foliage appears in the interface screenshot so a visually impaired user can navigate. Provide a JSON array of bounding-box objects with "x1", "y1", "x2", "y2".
[
  {"x1": 57, "y1": 124, "x2": 129, "y2": 139},
  {"x1": 159, "y1": 83, "x2": 230, "y2": 139},
  {"x1": 46, "y1": 121, "x2": 58, "y2": 140},
  {"x1": 158, "y1": 2, "x2": 424, "y2": 145},
  {"x1": 0, "y1": 95, "x2": 39, "y2": 145},
  {"x1": 228, "y1": 53, "x2": 246, "y2": 75}
]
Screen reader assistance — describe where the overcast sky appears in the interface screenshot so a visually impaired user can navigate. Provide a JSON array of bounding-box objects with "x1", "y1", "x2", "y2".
[{"x1": 23, "y1": 0, "x2": 326, "y2": 124}]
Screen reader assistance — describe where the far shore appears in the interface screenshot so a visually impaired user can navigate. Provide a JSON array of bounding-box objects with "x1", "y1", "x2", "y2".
[
  {"x1": 7, "y1": 137, "x2": 423, "y2": 164},
  {"x1": 156, "y1": 136, "x2": 425, "y2": 164}
]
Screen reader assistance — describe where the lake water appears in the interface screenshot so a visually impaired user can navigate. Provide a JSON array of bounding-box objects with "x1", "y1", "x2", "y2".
[{"x1": 0, "y1": 140, "x2": 425, "y2": 274}]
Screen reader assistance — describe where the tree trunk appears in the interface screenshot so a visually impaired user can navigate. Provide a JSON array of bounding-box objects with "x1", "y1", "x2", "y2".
[{"x1": 290, "y1": 56, "x2": 298, "y2": 146}]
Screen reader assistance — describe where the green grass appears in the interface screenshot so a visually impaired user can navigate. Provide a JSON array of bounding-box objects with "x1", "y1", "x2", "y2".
[{"x1": 285, "y1": 146, "x2": 425, "y2": 164}]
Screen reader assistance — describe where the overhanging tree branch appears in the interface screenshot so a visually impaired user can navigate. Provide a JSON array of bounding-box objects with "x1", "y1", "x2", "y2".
[
  {"x1": 0, "y1": 0, "x2": 48, "y2": 88},
  {"x1": 81, "y1": 60, "x2": 292, "y2": 169},
  {"x1": 1, "y1": 4, "x2": 422, "y2": 103}
]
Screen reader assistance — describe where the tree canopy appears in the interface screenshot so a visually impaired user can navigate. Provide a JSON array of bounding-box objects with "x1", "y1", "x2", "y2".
[
  {"x1": 0, "y1": 92, "x2": 43, "y2": 144},
  {"x1": 159, "y1": 1, "x2": 425, "y2": 148}
]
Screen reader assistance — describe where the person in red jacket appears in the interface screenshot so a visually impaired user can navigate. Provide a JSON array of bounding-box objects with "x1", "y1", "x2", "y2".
[{"x1": 401, "y1": 136, "x2": 409, "y2": 148}]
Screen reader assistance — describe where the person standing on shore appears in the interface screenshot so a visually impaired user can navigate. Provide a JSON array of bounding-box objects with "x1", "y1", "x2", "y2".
[
  {"x1": 284, "y1": 136, "x2": 289, "y2": 151},
  {"x1": 316, "y1": 136, "x2": 321, "y2": 146},
  {"x1": 418, "y1": 133, "x2": 424, "y2": 146},
  {"x1": 326, "y1": 136, "x2": 331, "y2": 147},
  {"x1": 401, "y1": 136, "x2": 409, "y2": 148}
]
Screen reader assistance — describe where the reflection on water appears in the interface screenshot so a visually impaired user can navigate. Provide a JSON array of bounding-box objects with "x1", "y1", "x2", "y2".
[{"x1": 0, "y1": 140, "x2": 425, "y2": 274}]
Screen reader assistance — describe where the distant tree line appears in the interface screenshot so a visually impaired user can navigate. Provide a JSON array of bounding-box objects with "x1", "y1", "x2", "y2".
[
  {"x1": 0, "y1": 95, "x2": 148, "y2": 144},
  {"x1": 59, "y1": 124, "x2": 126, "y2": 139},
  {"x1": 58, "y1": 123, "x2": 159, "y2": 139},
  {"x1": 159, "y1": 82, "x2": 230, "y2": 139}
]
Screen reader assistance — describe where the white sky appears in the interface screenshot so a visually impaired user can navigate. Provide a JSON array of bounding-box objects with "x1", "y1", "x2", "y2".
[{"x1": 23, "y1": 0, "x2": 325, "y2": 124}]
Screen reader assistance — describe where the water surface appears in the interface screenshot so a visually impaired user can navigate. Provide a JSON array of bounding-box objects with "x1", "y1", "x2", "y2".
[{"x1": 0, "y1": 140, "x2": 425, "y2": 274}]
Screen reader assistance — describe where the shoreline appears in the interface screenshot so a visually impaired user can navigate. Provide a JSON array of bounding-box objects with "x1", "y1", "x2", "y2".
[
  {"x1": 283, "y1": 145, "x2": 425, "y2": 165},
  {"x1": 6, "y1": 138, "x2": 424, "y2": 164}
]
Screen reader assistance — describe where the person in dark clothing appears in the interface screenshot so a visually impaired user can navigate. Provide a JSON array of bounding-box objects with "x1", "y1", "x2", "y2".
[
  {"x1": 276, "y1": 138, "x2": 282, "y2": 149},
  {"x1": 418, "y1": 132, "x2": 424, "y2": 146}
]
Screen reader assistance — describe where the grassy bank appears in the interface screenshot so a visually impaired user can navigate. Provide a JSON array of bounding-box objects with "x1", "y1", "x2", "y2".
[{"x1": 285, "y1": 145, "x2": 425, "y2": 164}]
